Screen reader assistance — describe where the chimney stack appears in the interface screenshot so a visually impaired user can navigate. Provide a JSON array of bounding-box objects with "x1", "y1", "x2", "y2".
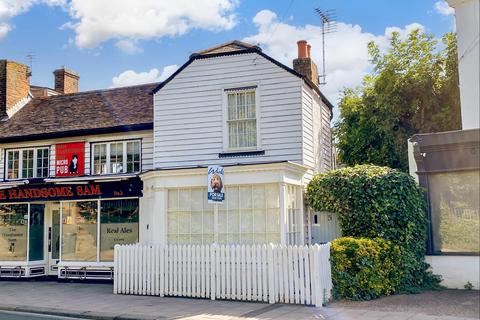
[
  {"x1": 293, "y1": 40, "x2": 319, "y2": 86},
  {"x1": 53, "y1": 67, "x2": 79, "y2": 94},
  {"x1": 0, "y1": 60, "x2": 31, "y2": 119}
]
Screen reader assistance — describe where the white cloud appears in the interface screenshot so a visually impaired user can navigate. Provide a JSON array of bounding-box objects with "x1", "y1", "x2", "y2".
[
  {"x1": 244, "y1": 10, "x2": 425, "y2": 112},
  {"x1": 111, "y1": 65, "x2": 179, "y2": 88},
  {"x1": 1, "y1": 0, "x2": 237, "y2": 51},
  {"x1": 65, "y1": 0, "x2": 237, "y2": 49},
  {"x1": 0, "y1": 0, "x2": 66, "y2": 39},
  {"x1": 115, "y1": 39, "x2": 143, "y2": 54},
  {"x1": 0, "y1": 22, "x2": 10, "y2": 39},
  {"x1": 434, "y1": 1, "x2": 454, "y2": 16}
]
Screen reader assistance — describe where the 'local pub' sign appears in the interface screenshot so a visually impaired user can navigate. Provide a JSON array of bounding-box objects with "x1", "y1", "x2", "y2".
[{"x1": 0, "y1": 178, "x2": 142, "y2": 203}]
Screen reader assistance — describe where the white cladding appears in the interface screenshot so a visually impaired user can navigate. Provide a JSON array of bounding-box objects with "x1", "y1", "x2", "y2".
[
  {"x1": 0, "y1": 130, "x2": 153, "y2": 181},
  {"x1": 153, "y1": 52, "x2": 332, "y2": 173}
]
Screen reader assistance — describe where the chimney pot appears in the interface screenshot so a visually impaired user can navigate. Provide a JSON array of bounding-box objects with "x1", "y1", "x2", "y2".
[
  {"x1": 297, "y1": 40, "x2": 308, "y2": 59},
  {"x1": 307, "y1": 44, "x2": 312, "y2": 58}
]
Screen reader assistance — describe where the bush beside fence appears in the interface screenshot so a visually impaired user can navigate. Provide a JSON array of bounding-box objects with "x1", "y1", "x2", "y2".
[{"x1": 114, "y1": 243, "x2": 332, "y2": 306}]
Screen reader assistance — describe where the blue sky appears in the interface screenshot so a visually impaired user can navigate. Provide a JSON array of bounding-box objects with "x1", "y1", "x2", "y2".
[{"x1": 0, "y1": 0, "x2": 455, "y2": 109}]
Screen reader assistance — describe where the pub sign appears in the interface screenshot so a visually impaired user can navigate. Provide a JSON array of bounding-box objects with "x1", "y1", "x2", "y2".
[{"x1": 55, "y1": 142, "x2": 85, "y2": 177}]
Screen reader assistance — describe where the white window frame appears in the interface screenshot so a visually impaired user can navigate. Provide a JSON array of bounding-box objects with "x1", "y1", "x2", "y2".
[
  {"x1": 222, "y1": 85, "x2": 262, "y2": 152},
  {"x1": 91, "y1": 140, "x2": 141, "y2": 175},
  {"x1": 5, "y1": 147, "x2": 50, "y2": 180}
]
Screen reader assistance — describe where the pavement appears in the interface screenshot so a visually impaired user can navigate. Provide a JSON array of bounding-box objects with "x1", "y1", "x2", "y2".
[{"x1": 0, "y1": 280, "x2": 478, "y2": 320}]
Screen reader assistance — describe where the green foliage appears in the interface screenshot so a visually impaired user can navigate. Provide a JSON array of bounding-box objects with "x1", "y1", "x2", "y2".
[
  {"x1": 335, "y1": 31, "x2": 461, "y2": 171},
  {"x1": 330, "y1": 237, "x2": 402, "y2": 300},
  {"x1": 306, "y1": 165, "x2": 441, "y2": 295}
]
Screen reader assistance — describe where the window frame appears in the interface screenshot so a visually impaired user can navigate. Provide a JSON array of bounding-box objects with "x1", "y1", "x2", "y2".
[
  {"x1": 222, "y1": 85, "x2": 261, "y2": 152},
  {"x1": 4, "y1": 146, "x2": 50, "y2": 180},
  {"x1": 90, "y1": 139, "x2": 142, "y2": 176}
]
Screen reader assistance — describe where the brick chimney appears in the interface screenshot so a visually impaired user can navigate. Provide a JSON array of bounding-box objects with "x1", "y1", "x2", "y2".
[
  {"x1": 293, "y1": 40, "x2": 319, "y2": 86},
  {"x1": 0, "y1": 60, "x2": 31, "y2": 119},
  {"x1": 53, "y1": 67, "x2": 79, "y2": 94}
]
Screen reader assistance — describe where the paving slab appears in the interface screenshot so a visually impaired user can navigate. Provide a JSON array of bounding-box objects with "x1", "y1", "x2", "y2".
[{"x1": 0, "y1": 280, "x2": 478, "y2": 320}]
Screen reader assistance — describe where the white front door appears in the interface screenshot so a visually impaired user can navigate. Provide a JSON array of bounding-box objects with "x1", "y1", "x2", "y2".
[{"x1": 45, "y1": 202, "x2": 61, "y2": 276}]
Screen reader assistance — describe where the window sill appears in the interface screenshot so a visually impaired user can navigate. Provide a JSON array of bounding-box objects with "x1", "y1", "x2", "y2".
[{"x1": 218, "y1": 150, "x2": 265, "y2": 158}]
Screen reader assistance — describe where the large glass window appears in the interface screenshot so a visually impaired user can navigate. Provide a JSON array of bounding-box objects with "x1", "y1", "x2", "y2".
[
  {"x1": 92, "y1": 140, "x2": 141, "y2": 175},
  {"x1": 286, "y1": 185, "x2": 302, "y2": 245},
  {"x1": 61, "y1": 201, "x2": 98, "y2": 261},
  {"x1": 429, "y1": 171, "x2": 480, "y2": 253},
  {"x1": 167, "y1": 184, "x2": 280, "y2": 245},
  {"x1": 100, "y1": 199, "x2": 139, "y2": 261},
  {"x1": 6, "y1": 147, "x2": 49, "y2": 180},
  {"x1": 0, "y1": 204, "x2": 28, "y2": 261},
  {"x1": 168, "y1": 188, "x2": 214, "y2": 244},
  {"x1": 227, "y1": 89, "x2": 257, "y2": 150}
]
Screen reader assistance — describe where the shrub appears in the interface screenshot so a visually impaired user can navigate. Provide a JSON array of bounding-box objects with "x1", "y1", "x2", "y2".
[
  {"x1": 306, "y1": 165, "x2": 441, "y2": 293},
  {"x1": 330, "y1": 237, "x2": 402, "y2": 300}
]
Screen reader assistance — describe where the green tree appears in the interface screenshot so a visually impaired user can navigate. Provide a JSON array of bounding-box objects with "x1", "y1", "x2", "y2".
[{"x1": 335, "y1": 31, "x2": 461, "y2": 171}]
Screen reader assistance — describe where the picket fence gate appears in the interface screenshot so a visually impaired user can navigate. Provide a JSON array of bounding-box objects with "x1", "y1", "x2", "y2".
[{"x1": 114, "y1": 243, "x2": 332, "y2": 306}]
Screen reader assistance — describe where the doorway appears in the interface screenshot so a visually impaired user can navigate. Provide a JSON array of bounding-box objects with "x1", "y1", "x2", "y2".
[{"x1": 45, "y1": 202, "x2": 61, "y2": 276}]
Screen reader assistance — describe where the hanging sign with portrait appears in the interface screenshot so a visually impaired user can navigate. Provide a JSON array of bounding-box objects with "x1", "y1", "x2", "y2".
[{"x1": 207, "y1": 165, "x2": 225, "y2": 203}]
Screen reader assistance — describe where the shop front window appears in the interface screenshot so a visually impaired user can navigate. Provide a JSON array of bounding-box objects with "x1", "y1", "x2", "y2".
[
  {"x1": 429, "y1": 171, "x2": 480, "y2": 253},
  {"x1": 0, "y1": 204, "x2": 28, "y2": 261},
  {"x1": 100, "y1": 199, "x2": 139, "y2": 261},
  {"x1": 61, "y1": 201, "x2": 97, "y2": 261},
  {"x1": 167, "y1": 184, "x2": 280, "y2": 245}
]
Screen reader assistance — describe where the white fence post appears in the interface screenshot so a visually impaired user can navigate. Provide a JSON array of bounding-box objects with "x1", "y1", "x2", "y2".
[{"x1": 267, "y1": 244, "x2": 275, "y2": 304}]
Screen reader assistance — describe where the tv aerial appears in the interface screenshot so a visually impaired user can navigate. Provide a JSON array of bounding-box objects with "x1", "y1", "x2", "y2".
[{"x1": 314, "y1": 8, "x2": 337, "y2": 85}]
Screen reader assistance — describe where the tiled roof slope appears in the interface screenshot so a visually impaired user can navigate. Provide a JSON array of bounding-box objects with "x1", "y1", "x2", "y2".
[{"x1": 0, "y1": 82, "x2": 158, "y2": 142}]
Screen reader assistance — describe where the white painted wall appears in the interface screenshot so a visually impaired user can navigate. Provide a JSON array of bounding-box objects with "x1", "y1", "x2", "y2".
[
  {"x1": 0, "y1": 130, "x2": 153, "y2": 180},
  {"x1": 153, "y1": 52, "x2": 332, "y2": 172},
  {"x1": 447, "y1": 0, "x2": 480, "y2": 129},
  {"x1": 426, "y1": 255, "x2": 480, "y2": 289}
]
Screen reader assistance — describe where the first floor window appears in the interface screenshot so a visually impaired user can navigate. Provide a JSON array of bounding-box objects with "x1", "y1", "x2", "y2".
[
  {"x1": 92, "y1": 140, "x2": 141, "y2": 175},
  {"x1": 428, "y1": 171, "x2": 480, "y2": 253},
  {"x1": 6, "y1": 147, "x2": 49, "y2": 180},
  {"x1": 0, "y1": 204, "x2": 28, "y2": 261},
  {"x1": 226, "y1": 89, "x2": 257, "y2": 150}
]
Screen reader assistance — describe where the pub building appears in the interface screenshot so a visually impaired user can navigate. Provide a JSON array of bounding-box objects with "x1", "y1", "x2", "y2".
[
  {"x1": 0, "y1": 61, "x2": 154, "y2": 279},
  {"x1": 0, "y1": 40, "x2": 334, "y2": 280}
]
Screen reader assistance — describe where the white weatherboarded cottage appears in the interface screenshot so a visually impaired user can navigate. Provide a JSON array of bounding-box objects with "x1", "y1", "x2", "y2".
[{"x1": 140, "y1": 40, "x2": 333, "y2": 247}]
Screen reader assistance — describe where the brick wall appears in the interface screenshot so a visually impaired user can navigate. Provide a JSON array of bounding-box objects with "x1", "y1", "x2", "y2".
[
  {"x1": 293, "y1": 58, "x2": 319, "y2": 86},
  {"x1": 54, "y1": 68, "x2": 79, "y2": 94},
  {"x1": 0, "y1": 60, "x2": 30, "y2": 118}
]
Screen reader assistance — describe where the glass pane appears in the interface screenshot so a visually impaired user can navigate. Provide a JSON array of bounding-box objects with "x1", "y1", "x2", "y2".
[
  {"x1": 100, "y1": 199, "x2": 139, "y2": 261},
  {"x1": 241, "y1": 209, "x2": 253, "y2": 233},
  {"x1": 228, "y1": 93, "x2": 237, "y2": 120},
  {"x1": 61, "y1": 201, "x2": 97, "y2": 261},
  {"x1": 429, "y1": 171, "x2": 480, "y2": 253},
  {"x1": 126, "y1": 141, "x2": 141, "y2": 173},
  {"x1": 110, "y1": 143, "x2": 124, "y2": 174},
  {"x1": 239, "y1": 186, "x2": 252, "y2": 209},
  {"x1": 7, "y1": 151, "x2": 19, "y2": 179},
  {"x1": 22, "y1": 149, "x2": 34, "y2": 178},
  {"x1": 253, "y1": 209, "x2": 266, "y2": 233},
  {"x1": 51, "y1": 204, "x2": 61, "y2": 260},
  {"x1": 168, "y1": 190, "x2": 179, "y2": 211},
  {"x1": 0, "y1": 204, "x2": 28, "y2": 260},
  {"x1": 29, "y1": 204, "x2": 44, "y2": 261}
]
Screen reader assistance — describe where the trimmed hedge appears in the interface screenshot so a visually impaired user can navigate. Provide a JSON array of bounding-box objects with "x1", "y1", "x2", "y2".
[
  {"x1": 331, "y1": 237, "x2": 402, "y2": 300},
  {"x1": 306, "y1": 165, "x2": 440, "y2": 294}
]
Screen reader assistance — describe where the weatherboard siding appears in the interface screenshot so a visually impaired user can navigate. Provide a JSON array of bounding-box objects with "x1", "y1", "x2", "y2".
[
  {"x1": 0, "y1": 130, "x2": 153, "y2": 181},
  {"x1": 153, "y1": 52, "x2": 307, "y2": 168},
  {"x1": 301, "y1": 83, "x2": 333, "y2": 182}
]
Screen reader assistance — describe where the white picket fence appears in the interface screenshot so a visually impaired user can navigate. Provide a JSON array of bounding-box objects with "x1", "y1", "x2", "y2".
[{"x1": 114, "y1": 243, "x2": 332, "y2": 306}]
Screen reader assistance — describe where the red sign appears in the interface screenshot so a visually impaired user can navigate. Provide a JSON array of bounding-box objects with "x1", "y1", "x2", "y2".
[{"x1": 55, "y1": 142, "x2": 85, "y2": 176}]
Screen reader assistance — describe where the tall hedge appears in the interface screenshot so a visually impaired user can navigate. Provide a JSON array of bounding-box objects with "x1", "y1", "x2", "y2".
[{"x1": 306, "y1": 165, "x2": 440, "y2": 292}]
